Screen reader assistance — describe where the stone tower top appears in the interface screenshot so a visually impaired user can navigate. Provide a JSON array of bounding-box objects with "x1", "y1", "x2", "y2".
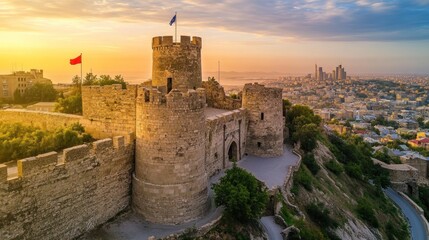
[
  {"x1": 151, "y1": 35, "x2": 202, "y2": 93},
  {"x1": 152, "y1": 36, "x2": 202, "y2": 49}
]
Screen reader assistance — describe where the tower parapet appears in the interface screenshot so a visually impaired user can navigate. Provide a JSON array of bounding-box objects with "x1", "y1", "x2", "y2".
[
  {"x1": 133, "y1": 87, "x2": 209, "y2": 224},
  {"x1": 151, "y1": 36, "x2": 202, "y2": 93},
  {"x1": 242, "y1": 83, "x2": 284, "y2": 157}
]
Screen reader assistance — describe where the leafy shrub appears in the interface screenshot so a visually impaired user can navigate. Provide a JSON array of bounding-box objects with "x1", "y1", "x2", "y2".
[
  {"x1": 356, "y1": 198, "x2": 379, "y2": 228},
  {"x1": 293, "y1": 166, "x2": 313, "y2": 191},
  {"x1": 386, "y1": 220, "x2": 408, "y2": 240},
  {"x1": 212, "y1": 164, "x2": 269, "y2": 222},
  {"x1": 324, "y1": 160, "x2": 343, "y2": 175},
  {"x1": 344, "y1": 163, "x2": 363, "y2": 180},
  {"x1": 293, "y1": 219, "x2": 326, "y2": 240},
  {"x1": 306, "y1": 202, "x2": 338, "y2": 229},
  {"x1": 303, "y1": 153, "x2": 320, "y2": 175},
  {"x1": 280, "y1": 206, "x2": 295, "y2": 226}
]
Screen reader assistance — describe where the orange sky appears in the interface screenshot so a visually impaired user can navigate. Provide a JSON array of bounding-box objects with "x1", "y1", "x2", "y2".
[{"x1": 1, "y1": 1, "x2": 428, "y2": 83}]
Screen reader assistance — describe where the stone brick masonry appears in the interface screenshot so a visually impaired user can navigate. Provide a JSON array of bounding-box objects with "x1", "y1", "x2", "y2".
[
  {"x1": 0, "y1": 136, "x2": 134, "y2": 240},
  {"x1": 242, "y1": 83, "x2": 284, "y2": 157}
]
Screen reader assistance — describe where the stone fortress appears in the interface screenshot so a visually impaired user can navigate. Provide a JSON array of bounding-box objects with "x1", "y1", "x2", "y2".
[{"x1": 0, "y1": 35, "x2": 284, "y2": 239}]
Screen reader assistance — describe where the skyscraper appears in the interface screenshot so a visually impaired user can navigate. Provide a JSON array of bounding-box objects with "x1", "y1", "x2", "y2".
[
  {"x1": 318, "y1": 67, "x2": 323, "y2": 81},
  {"x1": 315, "y1": 64, "x2": 318, "y2": 80}
]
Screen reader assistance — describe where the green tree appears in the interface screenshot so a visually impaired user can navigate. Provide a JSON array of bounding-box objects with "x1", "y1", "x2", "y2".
[
  {"x1": 212, "y1": 164, "x2": 269, "y2": 222},
  {"x1": 21, "y1": 83, "x2": 57, "y2": 103},
  {"x1": 71, "y1": 75, "x2": 81, "y2": 91},
  {"x1": 13, "y1": 89, "x2": 23, "y2": 103},
  {"x1": 417, "y1": 117, "x2": 424, "y2": 128},
  {"x1": 83, "y1": 73, "x2": 97, "y2": 85},
  {"x1": 283, "y1": 99, "x2": 292, "y2": 116},
  {"x1": 293, "y1": 123, "x2": 319, "y2": 152},
  {"x1": 55, "y1": 93, "x2": 82, "y2": 114}
]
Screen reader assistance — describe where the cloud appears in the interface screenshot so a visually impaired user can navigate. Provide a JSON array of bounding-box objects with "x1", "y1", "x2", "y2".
[{"x1": 1, "y1": 0, "x2": 429, "y2": 41}]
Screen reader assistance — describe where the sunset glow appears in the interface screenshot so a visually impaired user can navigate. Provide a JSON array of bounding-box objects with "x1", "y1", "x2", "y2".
[{"x1": 1, "y1": 0, "x2": 429, "y2": 83}]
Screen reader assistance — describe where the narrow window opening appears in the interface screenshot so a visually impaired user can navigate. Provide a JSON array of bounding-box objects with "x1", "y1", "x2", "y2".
[
  {"x1": 167, "y1": 77, "x2": 173, "y2": 93},
  {"x1": 260, "y1": 112, "x2": 264, "y2": 120},
  {"x1": 257, "y1": 142, "x2": 261, "y2": 148}
]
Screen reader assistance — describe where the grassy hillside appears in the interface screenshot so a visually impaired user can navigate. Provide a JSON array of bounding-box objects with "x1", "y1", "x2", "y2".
[{"x1": 283, "y1": 136, "x2": 409, "y2": 240}]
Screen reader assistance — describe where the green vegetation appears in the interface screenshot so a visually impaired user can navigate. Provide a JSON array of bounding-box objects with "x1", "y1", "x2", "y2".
[
  {"x1": 385, "y1": 220, "x2": 409, "y2": 240},
  {"x1": 370, "y1": 115, "x2": 399, "y2": 129},
  {"x1": 14, "y1": 82, "x2": 57, "y2": 104},
  {"x1": 56, "y1": 73, "x2": 127, "y2": 115},
  {"x1": 356, "y1": 198, "x2": 379, "y2": 228},
  {"x1": 302, "y1": 153, "x2": 320, "y2": 175},
  {"x1": 306, "y1": 202, "x2": 338, "y2": 229},
  {"x1": 285, "y1": 104, "x2": 322, "y2": 152},
  {"x1": 0, "y1": 122, "x2": 93, "y2": 164},
  {"x1": 410, "y1": 185, "x2": 429, "y2": 221},
  {"x1": 327, "y1": 133, "x2": 390, "y2": 188},
  {"x1": 279, "y1": 204, "x2": 338, "y2": 240},
  {"x1": 291, "y1": 166, "x2": 314, "y2": 194},
  {"x1": 56, "y1": 75, "x2": 82, "y2": 114},
  {"x1": 212, "y1": 164, "x2": 269, "y2": 222},
  {"x1": 416, "y1": 117, "x2": 429, "y2": 129},
  {"x1": 83, "y1": 73, "x2": 126, "y2": 88},
  {"x1": 373, "y1": 148, "x2": 401, "y2": 164},
  {"x1": 324, "y1": 160, "x2": 343, "y2": 175},
  {"x1": 56, "y1": 94, "x2": 82, "y2": 114},
  {"x1": 285, "y1": 104, "x2": 409, "y2": 239}
]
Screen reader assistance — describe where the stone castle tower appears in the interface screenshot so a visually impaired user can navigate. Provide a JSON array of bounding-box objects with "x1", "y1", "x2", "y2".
[
  {"x1": 151, "y1": 36, "x2": 202, "y2": 93},
  {"x1": 242, "y1": 83, "x2": 284, "y2": 157},
  {"x1": 132, "y1": 36, "x2": 209, "y2": 224}
]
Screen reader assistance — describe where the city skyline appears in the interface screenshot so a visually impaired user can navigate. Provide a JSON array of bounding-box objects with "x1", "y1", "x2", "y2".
[{"x1": 1, "y1": 0, "x2": 429, "y2": 83}]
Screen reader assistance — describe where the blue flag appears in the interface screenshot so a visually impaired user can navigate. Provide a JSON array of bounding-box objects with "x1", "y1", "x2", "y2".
[{"x1": 169, "y1": 14, "x2": 176, "y2": 26}]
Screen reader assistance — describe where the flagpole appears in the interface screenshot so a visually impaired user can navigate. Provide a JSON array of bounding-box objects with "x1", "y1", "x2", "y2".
[
  {"x1": 175, "y1": 11, "x2": 177, "y2": 43},
  {"x1": 80, "y1": 53, "x2": 83, "y2": 89}
]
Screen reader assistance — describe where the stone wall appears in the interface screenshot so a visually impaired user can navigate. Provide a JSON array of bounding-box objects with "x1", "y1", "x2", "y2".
[
  {"x1": 133, "y1": 87, "x2": 209, "y2": 224},
  {"x1": 401, "y1": 156, "x2": 428, "y2": 180},
  {"x1": 152, "y1": 36, "x2": 202, "y2": 93},
  {"x1": 0, "y1": 136, "x2": 134, "y2": 240},
  {"x1": 82, "y1": 84, "x2": 138, "y2": 139},
  {"x1": 202, "y1": 79, "x2": 241, "y2": 110},
  {"x1": 242, "y1": 83, "x2": 284, "y2": 157},
  {"x1": 205, "y1": 108, "x2": 248, "y2": 177}
]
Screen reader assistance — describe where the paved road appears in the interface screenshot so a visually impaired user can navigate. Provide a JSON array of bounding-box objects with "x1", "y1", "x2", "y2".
[
  {"x1": 384, "y1": 188, "x2": 427, "y2": 240},
  {"x1": 260, "y1": 216, "x2": 283, "y2": 240}
]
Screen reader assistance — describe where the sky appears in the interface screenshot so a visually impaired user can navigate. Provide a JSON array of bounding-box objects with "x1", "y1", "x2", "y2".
[{"x1": 0, "y1": 0, "x2": 429, "y2": 83}]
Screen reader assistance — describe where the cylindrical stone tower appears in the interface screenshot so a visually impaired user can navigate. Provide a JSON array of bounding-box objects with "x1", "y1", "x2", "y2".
[
  {"x1": 133, "y1": 88, "x2": 209, "y2": 224},
  {"x1": 151, "y1": 35, "x2": 202, "y2": 93},
  {"x1": 242, "y1": 83, "x2": 284, "y2": 157}
]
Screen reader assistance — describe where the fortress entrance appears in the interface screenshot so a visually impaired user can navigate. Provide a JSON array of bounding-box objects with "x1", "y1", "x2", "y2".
[{"x1": 228, "y1": 141, "x2": 238, "y2": 162}]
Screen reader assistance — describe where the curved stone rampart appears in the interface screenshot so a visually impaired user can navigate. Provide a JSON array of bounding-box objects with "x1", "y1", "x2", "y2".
[{"x1": 133, "y1": 87, "x2": 209, "y2": 224}]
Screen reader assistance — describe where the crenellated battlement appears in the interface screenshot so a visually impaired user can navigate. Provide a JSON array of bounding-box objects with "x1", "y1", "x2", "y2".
[
  {"x1": 0, "y1": 135, "x2": 134, "y2": 240},
  {"x1": 4, "y1": 136, "x2": 132, "y2": 181},
  {"x1": 137, "y1": 86, "x2": 206, "y2": 110},
  {"x1": 152, "y1": 35, "x2": 202, "y2": 49},
  {"x1": 243, "y1": 82, "x2": 283, "y2": 97}
]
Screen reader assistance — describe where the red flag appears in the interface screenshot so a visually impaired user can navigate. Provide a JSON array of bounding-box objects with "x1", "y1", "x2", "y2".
[{"x1": 70, "y1": 54, "x2": 82, "y2": 65}]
